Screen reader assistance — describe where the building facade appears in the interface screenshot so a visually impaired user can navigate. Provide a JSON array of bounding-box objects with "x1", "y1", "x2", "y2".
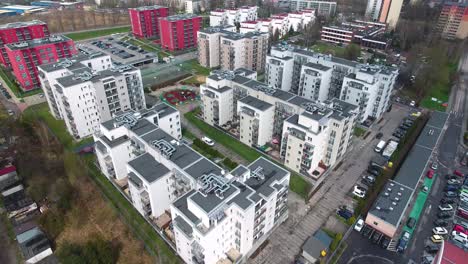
[
  {"x1": 365, "y1": 0, "x2": 403, "y2": 28},
  {"x1": 37, "y1": 52, "x2": 146, "y2": 139},
  {"x1": 265, "y1": 44, "x2": 397, "y2": 123},
  {"x1": 5, "y1": 35, "x2": 76, "y2": 91},
  {"x1": 198, "y1": 27, "x2": 269, "y2": 72},
  {"x1": 185, "y1": 0, "x2": 201, "y2": 14},
  {"x1": 209, "y1": 6, "x2": 258, "y2": 27},
  {"x1": 128, "y1": 5, "x2": 169, "y2": 39},
  {"x1": 321, "y1": 20, "x2": 389, "y2": 50},
  {"x1": 289, "y1": 0, "x2": 337, "y2": 17},
  {"x1": 93, "y1": 104, "x2": 290, "y2": 264},
  {"x1": 199, "y1": 69, "x2": 358, "y2": 177},
  {"x1": 160, "y1": 14, "x2": 202, "y2": 51},
  {"x1": 0, "y1": 20, "x2": 49, "y2": 67},
  {"x1": 436, "y1": 0, "x2": 468, "y2": 39}
]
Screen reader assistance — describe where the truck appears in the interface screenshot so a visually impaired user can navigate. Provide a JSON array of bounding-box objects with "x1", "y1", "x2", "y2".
[{"x1": 382, "y1": 140, "x2": 398, "y2": 159}]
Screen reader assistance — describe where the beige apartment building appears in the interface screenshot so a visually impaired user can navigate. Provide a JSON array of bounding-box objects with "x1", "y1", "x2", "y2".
[{"x1": 198, "y1": 26, "x2": 269, "y2": 72}]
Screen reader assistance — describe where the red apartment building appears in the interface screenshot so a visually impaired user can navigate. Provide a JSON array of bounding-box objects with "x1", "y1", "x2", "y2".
[
  {"x1": 5, "y1": 35, "x2": 76, "y2": 91},
  {"x1": 129, "y1": 5, "x2": 169, "y2": 39},
  {"x1": 436, "y1": 0, "x2": 468, "y2": 39},
  {"x1": 159, "y1": 14, "x2": 202, "y2": 51},
  {"x1": 0, "y1": 20, "x2": 49, "y2": 67}
]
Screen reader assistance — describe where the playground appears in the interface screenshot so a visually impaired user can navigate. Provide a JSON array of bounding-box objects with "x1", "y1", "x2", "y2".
[{"x1": 161, "y1": 88, "x2": 198, "y2": 105}]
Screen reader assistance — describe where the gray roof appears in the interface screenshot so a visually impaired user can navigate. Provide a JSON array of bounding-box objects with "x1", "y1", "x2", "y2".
[
  {"x1": 189, "y1": 184, "x2": 239, "y2": 213},
  {"x1": 152, "y1": 102, "x2": 178, "y2": 118},
  {"x1": 303, "y1": 235, "x2": 329, "y2": 259},
  {"x1": 305, "y1": 62, "x2": 331, "y2": 71},
  {"x1": 235, "y1": 68, "x2": 256, "y2": 76},
  {"x1": 17, "y1": 227, "x2": 51, "y2": 261},
  {"x1": 368, "y1": 180, "x2": 413, "y2": 227},
  {"x1": 173, "y1": 190, "x2": 200, "y2": 224},
  {"x1": 184, "y1": 158, "x2": 222, "y2": 180},
  {"x1": 199, "y1": 25, "x2": 235, "y2": 34},
  {"x1": 174, "y1": 216, "x2": 193, "y2": 237},
  {"x1": 131, "y1": 119, "x2": 158, "y2": 136},
  {"x1": 239, "y1": 96, "x2": 273, "y2": 111},
  {"x1": 232, "y1": 75, "x2": 252, "y2": 84},
  {"x1": 229, "y1": 183, "x2": 254, "y2": 210},
  {"x1": 170, "y1": 145, "x2": 203, "y2": 169},
  {"x1": 100, "y1": 135, "x2": 129, "y2": 148},
  {"x1": 38, "y1": 52, "x2": 108, "y2": 73},
  {"x1": 130, "y1": 5, "x2": 167, "y2": 11},
  {"x1": 128, "y1": 172, "x2": 143, "y2": 187},
  {"x1": 246, "y1": 157, "x2": 289, "y2": 197},
  {"x1": 272, "y1": 89, "x2": 296, "y2": 101},
  {"x1": 5, "y1": 35, "x2": 71, "y2": 50},
  {"x1": 128, "y1": 153, "x2": 170, "y2": 183},
  {"x1": 162, "y1": 14, "x2": 201, "y2": 21},
  {"x1": 327, "y1": 98, "x2": 358, "y2": 120},
  {"x1": 0, "y1": 20, "x2": 46, "y2": 29},
  {"x1": 231, "y1": 165, "x2": 249, "y2": 177}
]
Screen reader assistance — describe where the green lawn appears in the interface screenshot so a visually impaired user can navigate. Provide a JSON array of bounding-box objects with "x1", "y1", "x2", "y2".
[
  {"x1": 65, "y1": 26, "x2": 131, "y2": 41},
  {"x1": 0, "y1": 67, "x2": 42, "y2": 98},
  {"x1": 179, "y1": 59, "x2": 211, "y2": 76},
  {"x1": 311, "y1": 42, "x2": 345, "y2": 57},
  {"x1": 419, "y1": 62, "x2": 457, "y2": 112},
  {"x1": 184, "y1": 111, "x2": 312, "y2": 199},
  {"x1": 353, "y1": 127, "x2": 367, "y2": 137}
]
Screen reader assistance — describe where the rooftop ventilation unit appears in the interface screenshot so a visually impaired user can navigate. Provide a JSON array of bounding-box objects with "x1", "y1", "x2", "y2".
[
  {"x1": 49, "y1": 35, "x2": 63, "y2": 42},
  {"x1": 152, "y1": 139, "x2": 176, "y2": 158},
  {"x1": 55, "y1": 59, "x2": 73, "y2": 68},
  {"x1": 111, "y1": 64, "x2": 132, "y2": 73},
  {"x1": 13, "y1": 42, "x2": 28, "y2": 48},
  {"x1": 255, "y1": 84, "x2": 276, "y2": 95},
  {"x1": 251, "y1": 166, "x2": 265, "y2": 181},
  {"x1": 113, "y1": 112, "x2": 139, "y2": 128},
  {"x1": 72, "y1": 71, "x2": 94, "y2": 82},
  {"x1": 198, "y1": 173, "x2": 231, "y2": 198}
]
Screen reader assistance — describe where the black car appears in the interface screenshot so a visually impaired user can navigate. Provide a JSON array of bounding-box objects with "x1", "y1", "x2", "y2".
[
  {"x1": 368, "y1": 169, "x2": 380, "y2": 176},
  {"x1": 376, "y1": 132, "x2": 383, "y2": 139},
  {"x1": 362, "y1": 226, "x2": 373, "y2": 237},
  {"x1": 371, "y1": 232, "x2": 382, "y2": 244},
  {"x1": 425, "y1": 244, "x2": 440, "y2": 254},
  {"x1": 406, "y1": 217, "x2": 416, "y2": 228},
  {"x1": 437, "y1": 211, "x2": 453, "y2": 219},
  {"x1": 380, "y1": 237, "x2": 390, "y2": 249},
  {"x1": 434, "y1": 219, "x2": 448, "y2": 226},
  {"x1": 440, "y1": 198, "x2": 456, "y2": 204},
  {"x1": 446, "y1": 175, "x2": 458, "y2": 180}
]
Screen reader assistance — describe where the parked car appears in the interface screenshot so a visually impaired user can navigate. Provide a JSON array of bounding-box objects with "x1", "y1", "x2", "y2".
[
  {"x1": 448, "y1": 179, "x2": 462, "y2": 185},
  {"x1": 201, "y1": 136, "x2": 215, "y2": 146},
  {"x1": 452, "y1": 231, "x2": 468, "y2": 244},
  {"x1": 425, "y1": 244, "x2": 440, "y2": 254},
  {"x1": 352, "y1": 185, "x2": 367, "y2": 198},
  {"x1": 7, "y1": 110, "x2": 13, "y2": 116},
  {"x1": 380, "y1": 237, "x2": 390, "y2": 249},
  {"x1": 432, "y1": 227, "x2": 448, "y2": 235},
  {"x1": 376, "y1": 132, "x2": 383, "y2": 139},
  {"x1": 354, "y1": 219, "x2": 364, "y2": 232},
  {"x1": 427, "y1": 169, "x2": 435, "y2": 179},
  {"x1": 454, "y1": 170, "x2": 464, "y2": 177},
  {"x1": 397, "y1": 231, "x2": 411, "y2": 252},
  {"x1": 431, "y1": 234, "x2": 444, "y2": 243},
  {"x1": 434, "y1": 219, "x2": 449, "y2": 227},
  {"x1": 431, "y1": 162, "x2": 439, "y2": 170},
  {"x1": 407, "y1": 217, "x2": 416, "y2": 229},
  {"x1": 437, "y1": 211, "x2": 453, "y2": 219},
  {"x1": 368, "y1": 169, "x2": 380, "y2": 177},
  {"x1": 362, "y1": 175, "x2": 376, "y2": 186},
  {"x1": 458, "y1": 209, "x2": 468, "y2": 220},
  {"x1": 444, "y1": 191, "x2": 458, "y2": 198},
  {"x1": 440, "y1": 198, "x2": 456, "y2": 204},
  {"x1": 446, "y1": 175, "x2": 458, "y2": 180},
  {"x1": 337, "y1": 208, "x2": 353, "y2": 220},
  {"x1": 453, "y1": 225, "x2": 466, "y2": 234}
]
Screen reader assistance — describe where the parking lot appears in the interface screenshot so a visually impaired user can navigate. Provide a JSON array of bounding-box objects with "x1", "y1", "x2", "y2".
[{"x1": 78, "y1": 34, "x2": 157, "y2": 66}]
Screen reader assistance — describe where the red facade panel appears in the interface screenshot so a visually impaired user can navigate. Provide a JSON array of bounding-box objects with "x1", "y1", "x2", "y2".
[
  {"x1": 129, "y1": 6, "x2": 169, "y2": 39},
  {"x1": 159, "y1": 15, "x2": 202, "y2": 51},
  {"x1": 5, "y1": 37, "x2": 76, "y2": 91}
]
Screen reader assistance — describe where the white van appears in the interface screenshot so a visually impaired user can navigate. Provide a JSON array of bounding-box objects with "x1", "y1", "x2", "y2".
[{"x1": 375, "y1": 140, "x2": 386, "y2": 153}]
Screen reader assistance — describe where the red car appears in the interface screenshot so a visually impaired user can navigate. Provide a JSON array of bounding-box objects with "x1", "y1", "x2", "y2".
[
  {"x1": 458, "y1": 209, "x2": 468, "y2": 220},
  {"x1": 427, "y1": 169, "x2": 434, "y2": 179},
  {"x1": 453, "y1": 224, "x2": 466, "y2": 233},
  {"x1": 454, "y1": 170, "x2": 464, "y2": 177}
]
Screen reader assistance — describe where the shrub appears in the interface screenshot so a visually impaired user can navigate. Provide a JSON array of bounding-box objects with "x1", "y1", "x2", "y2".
[
  {"x1": 222, "y1": 158, "x2": 238, "y2": 170},
  {"x1": 58, "y1": 236, "x2": 120, "y2": 264},
  {"x1": 346, "y1": 216, "x2": 356, "y2": 226},
  {"x1": 330, "y1": 233, "x2": 343, "y2": 251},
  {"x1": 38, "y1": 209, "x2": 65, "y2": 239}
]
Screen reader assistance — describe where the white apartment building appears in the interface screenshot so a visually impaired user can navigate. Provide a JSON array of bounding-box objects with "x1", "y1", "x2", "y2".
[
  {"x1": 290, "y1": 0, "x2": 337, "y2": 17},
  {"x1": 38, "y1": 52, "x2": 146, "y2": 139},
  {"x1": 93, "y1": 103, "x2": 291, "y2": 264},
  {"x1": 298, "y1": 62, "x2": 332, "y2": 102},
  {"x1": 237, "y1": 96, "x2": 274, "y2": 147},
  {"x1": 365, "y1": 0, "x2": 384, "y2": 21},
  {"x1": 239, "y1": 10, "x2": 315, "y2": 37},
  {"x1": 198, "y1": 27, "x2": 269, "y2": 72},
  {"x1": 199, "y1": 70, "x2": 358, "y2": 177},
  {"x1": 265, "y1": 44, "x2": 398, "y2": 122},
  {"x1": 171, "y1": 158, "x2": 290, "y2": 264},
  {"x1": 210, "y1": 6, "x2": 258, "y2": 27},
  {"x1": 185, "y1": 0, "x2": 201, "y2": 14}
]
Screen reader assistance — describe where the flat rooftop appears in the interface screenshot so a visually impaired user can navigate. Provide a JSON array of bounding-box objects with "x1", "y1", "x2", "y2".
[
  {"x1": 128, "y1": 153, "x2": 170, "y2": 183},
  {"x1": 0, "y1": 20, "x2": 46, "y2": 29},
  {"x1": 5, "y1": 35, "x2": 71, "y2": 50},
  {"x1": 130, "y1": 5, "x2": 167, "y2": 11},
  {"x1": 161, "y1": 14, "x2": 201, "y2": 21},
  {"x1": 239, "y1": 95, "x2": 273, "y2": 111},
  {"x1": 245, "y1": 157, "x2": 289, "y2": 197}
]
